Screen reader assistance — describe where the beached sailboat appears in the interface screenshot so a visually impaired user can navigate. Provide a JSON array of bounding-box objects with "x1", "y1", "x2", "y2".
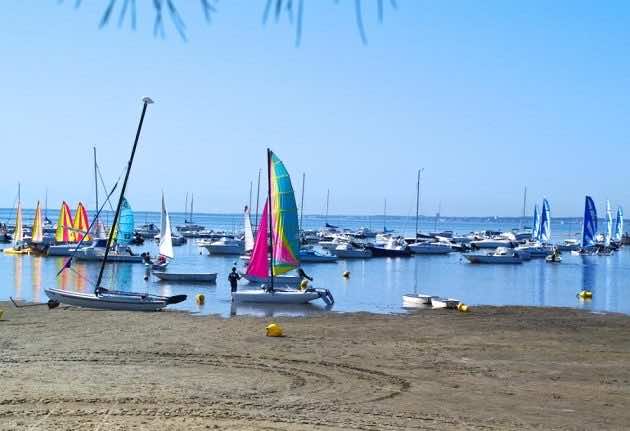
[
  {"x1": 235, "y1": 149, "x2": 334, "y2": 305},
  {"x1": 45, "y1": 97, "x2": 186, "y2": 311},
  {"x1": 3, "y1": 185, "x2": 30, "y2": 255}
]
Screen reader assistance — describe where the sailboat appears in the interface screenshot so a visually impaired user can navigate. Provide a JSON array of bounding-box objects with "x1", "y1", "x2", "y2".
[
  {"x1": 605, "y1": 200, "x2": 613, "y2": 247},
  {"x1": 152, "y1": 192, "x2": 174, "y2": 270},
  {"x1": 234, "y1": 149, "x2": 334, "y2": 305},
  {"x1": 72, "y1": 202, "x2": 91, "y2": 243},
  {"x1": 29, "y1": 200, "x2": 47, "y2": 255},
  {"x1": 572, "y1": 196, "x2": 598, "y2": 256},
  {"x1": 613, "y1": 207, "x2": 624, "y2": 246},
  {"x1": 47, "y1": 201, "x2": 79, "y2": 256},
  {"x1": 3, "y1": 185, "x2": 30, "y2": 255},
  {"x1": 45, "y1": 97, "x2": 186, "y2": 311}
]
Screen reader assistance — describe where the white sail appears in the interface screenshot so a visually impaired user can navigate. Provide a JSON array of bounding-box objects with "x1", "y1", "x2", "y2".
[
  {"x1": 13, "y1": 201, "x2": 23, "y2": 245},
  {"x1": 605, "y1": 200, "x2": 612, "y2": 246},
  {"x1": 95, "y1": 220, "x2": 107, "y2": 239},
  {"x1": 159, "y1": 192, "x2": 174, "y2": 259},
  {"x1": 614, "y1": 207, "x2": 624, "y2": 242},
  {"x1": 244, "y1": 206, "x2": 255, "y2": 252}
]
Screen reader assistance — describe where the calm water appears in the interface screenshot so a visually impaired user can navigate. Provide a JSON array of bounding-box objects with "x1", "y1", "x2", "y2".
[{"x1": 1, "y1": 210, "x2": 628, "y2": 317}]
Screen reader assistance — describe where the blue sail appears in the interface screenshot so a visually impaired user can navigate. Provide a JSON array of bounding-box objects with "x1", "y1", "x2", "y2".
[
  {"x1": 539, "y1": 198, "x2": 551, "y2": 243},
  {"x1": 531, "y1": 204, "x2": 540, "y2": 240},
  {"x1": 614, "y1": 207, "x2": 623, "y2": 242},
  {"x1": 581, "y1": 196, "x2": 598, "y2": 248},
  {"x1": 115, "y1": 198, "x2": 135, "y2": 246}
]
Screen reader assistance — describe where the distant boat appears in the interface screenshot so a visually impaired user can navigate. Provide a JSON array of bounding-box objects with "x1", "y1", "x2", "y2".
[
  {"x1": 236, "y1": 149, "x2": 334, "y2": 305},
  {"x1": 464, "y1": 247, "x2": 523, "y2": 264},
  {"x1": 153, "y1": 272, "x2": 217, "y2": 283},
  {"x1": 605, "y1": 200, "x2": 613, "y2": 246},
  {"x1": 72, "y1": 202, "x2": 91, "y2": 243},
  {"x1": 3, "y1": 184, "x2": 30, "y2": 255},
  {"x1": 614, "y1": 207, "x2": 624, "y2": 243},
  {"x1": 28, "y1": 200, "x2": 47, "y2": 255},
  {"x1": 334, "y1": 242, "x2": 372, "y2": 259},
  {"x1": 581, "y1": 196, "x2": 598, "y2": 251},
  {"x1": 153, "y1": 192, "x2": 175, "y2": 270}
]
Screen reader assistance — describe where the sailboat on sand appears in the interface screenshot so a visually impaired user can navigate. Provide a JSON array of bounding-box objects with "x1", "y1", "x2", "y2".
[
  {"x1": 234, "y1": 149, "x2": 334, "y2": 305},
  {"x1": 45, "y1": 98, "x2": 186, "y2": 311}
]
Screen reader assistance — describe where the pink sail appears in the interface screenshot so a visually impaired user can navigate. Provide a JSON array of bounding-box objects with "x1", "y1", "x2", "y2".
[{"x1": 246, "y1": 201, "x2": 269, "y2": 278}]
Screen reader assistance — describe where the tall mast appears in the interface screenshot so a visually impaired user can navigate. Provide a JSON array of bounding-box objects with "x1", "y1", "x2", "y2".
[
  {"x1": 44, "y1": 188, "x2": 48, "y2": 222},
  {"x1": 93, "y1": 147, "x2": 99, "y2": 222},
  {"x1": 325, "y1": 189, "x2": 330, "y2": 224},
  {"x1": 415, "y1": 168, "x2": 423, "y2": 238},
  {"x1": 190, "y1": 194, "x2": 194, "y2": 223},
  {"x1": 255, "y1": 168, "x2": 261, "y2": 230},
  {"x1": 249, "y1": 181, "x2": 253, "y2": 215},
  {"x1": 95, "y1": 97, "x2": 153, "y2": 294},
  {"x1": 184, "y1": 193, "x2": 188, "y2": 223},
  {"x1": 383, "y1": 198, "x2": 387, "y2": 232},
  {"x1": 521, "y1": 186, "x2": 527, "y2": 228},
  {"x1": 434, "y1": 201, "x2": 441, "y2": 232},
  {"x1": 299, "y1": 172, "x2": 305, "y2": 232},
  {"x1": 267, "y1": 149, "x2": 275, "y2": 291}
]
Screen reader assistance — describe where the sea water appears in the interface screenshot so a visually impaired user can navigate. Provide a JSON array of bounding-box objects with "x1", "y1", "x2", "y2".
[{"x1": 1, "y1": 210, "x2": 628, "y2": 317}]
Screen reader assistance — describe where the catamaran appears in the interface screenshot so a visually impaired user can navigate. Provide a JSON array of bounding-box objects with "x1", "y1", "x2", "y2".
[
  {"x1": 234, "y1": 149, "x2": 334, "y2": 305},
  {"x1": 47, "y1": 201, "x2": 78, "y2": 256},
  {"x1": 45, "y1": 97, "x2": 186, "y2": 311},
  {"x1": 515, "y1": 198, "x2": 555, "y2": 257},
  {"x1": 572, "y1": 196, "x2": 598, "y2": 256}
]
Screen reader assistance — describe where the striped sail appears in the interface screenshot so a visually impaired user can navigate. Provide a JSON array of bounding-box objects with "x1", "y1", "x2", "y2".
[
  {"x1": 55, "y1": 201, "x2": 75, "y2": 243},
  {"x1": 72, "y1": 202, "x2": 91, "y2": 243},
  {"x1": 113, "y1": 198, "x2": 134, "y2": 246},
  {"x1": 605, "y1": 200, "x2": 612, "y2": 246},
  {"x1": 269, "y1": 151, "x2": 300, "y2": 275},
  {"x1": 539, "y1": 198, "x2": 551, "y2": 243},
  {"x1": 531, "y1": 204, "x2": 540, "y2": 240},
  {"x1": 614, "y1": 207, "x2": 623, "y2": 242},
  {"x1": 581, "y1": 196, "x2": 598, "y2": 248},
  {"x1": 31, "y1": 201, "x2": 43, "y2": 243}
]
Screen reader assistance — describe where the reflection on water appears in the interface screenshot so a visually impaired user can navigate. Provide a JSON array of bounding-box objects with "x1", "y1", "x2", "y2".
[{"x1": 1, "y1": 239, "x2": 630, "y2": 317}]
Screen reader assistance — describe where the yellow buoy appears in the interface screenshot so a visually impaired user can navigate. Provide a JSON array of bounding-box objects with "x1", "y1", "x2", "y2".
[
  {"x1": 195, "y1": 293, "x2": 205, "y2": 305},
  {"x1": 266, "y1": 323, "x2": 284, "y2": 337},
  {"x1": 342, "y1": 271, "x2": 350, "y2": 278},
  {"x1": 578, "y1": 290, "x2": 592, "y2": 299},
  {"x1": 299, "y1": 279, "x2": 309, "y2": 290},
  {"x1": 457, "y1": 303, "x2": 470, "y2": 312}
]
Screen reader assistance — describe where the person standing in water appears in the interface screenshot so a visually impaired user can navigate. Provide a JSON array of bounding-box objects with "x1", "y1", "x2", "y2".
[{"x1": 228, "y1": 267, "x2": 241, "y2": 294}]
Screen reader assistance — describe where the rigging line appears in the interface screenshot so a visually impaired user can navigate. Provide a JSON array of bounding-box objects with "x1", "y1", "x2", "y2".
[
  {"x1": 67, "y1": 266, "x2": 97, "y2": 287},
  {"x1": 96, "y1": 163, "x2": 124, "y2": 213}
]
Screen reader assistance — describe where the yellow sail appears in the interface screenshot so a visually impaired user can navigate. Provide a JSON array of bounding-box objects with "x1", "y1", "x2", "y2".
[
  {"x1": 31, "y1": 201, "x2": 43, "y2": 243},
  {"x1": 55, "y1": 201, "x2": 75, "y2": 243},
  {"x1": 13, "y1": 200, "x2": 23, "y2": 244}
]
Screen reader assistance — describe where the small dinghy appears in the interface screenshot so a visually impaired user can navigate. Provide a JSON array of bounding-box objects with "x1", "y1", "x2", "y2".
[
  {"x1": 153, "y1": 272, "x2": 217, "y2": 283},
  {"x1": 44, "y1": 287, "x2": 186, "y2": 311},
  {"x1": 402, "y1": 293, "x2": 432, "y2": 307},
  {"x1": 430, "y1": 297, "x2": 461, "y2": 309},
  {"x1": 545, "y1": 255, "x2": 562, "y2": 263}
]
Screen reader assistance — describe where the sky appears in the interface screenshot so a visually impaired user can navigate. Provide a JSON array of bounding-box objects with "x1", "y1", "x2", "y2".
[{"x1": 0, "y1": 1, "x2": 629, "y2": 217}]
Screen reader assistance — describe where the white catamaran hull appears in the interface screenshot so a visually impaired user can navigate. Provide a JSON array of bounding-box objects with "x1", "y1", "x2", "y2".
[
  {"x1": 47, "y1": 244, "x2": 79, "y2": 256},
  {"x1": 153, "y1": 272, "x2": 217, "y2": 283},
  {"x1": 232, "y1": 288, "x2": 334, "y2": 305},
  {"x1": 44, "y1": 288, "x2": 169, "y2": 311}
]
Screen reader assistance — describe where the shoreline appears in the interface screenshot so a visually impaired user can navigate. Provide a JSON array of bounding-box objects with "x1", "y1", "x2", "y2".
[{"x1": 1, "y1": 303, "x2": 629, "y2": 430}]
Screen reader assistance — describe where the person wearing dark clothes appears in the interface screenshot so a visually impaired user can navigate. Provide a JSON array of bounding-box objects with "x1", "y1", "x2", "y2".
[
  {"x1": 228, "y1": 267, "x2": 241, "y2": 293},
  {"x1": 297, "y1": 268, "x2": 313, "y2": 282}
]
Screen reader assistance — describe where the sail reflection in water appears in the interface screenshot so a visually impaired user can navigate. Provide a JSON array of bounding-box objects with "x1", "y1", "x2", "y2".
[
  {"x1": 31, "y1": 256, "x2": 42, "y2": 302},
  {"x1": 14, "y1": 256, "x2": 23, "y2": 299}
]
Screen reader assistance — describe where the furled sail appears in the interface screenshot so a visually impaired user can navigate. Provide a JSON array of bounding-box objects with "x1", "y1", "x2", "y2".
[
  {"x1": 158, "y1": 193, "x2": 174, "y2": 259},
  {"x1": 113, "y1": 198, "x2": 134, "y2": 246},
  {"x1": 55, "y1": 201, "x2": 75, "y2": 243},
  {"x1": 614, "y1": 207, "x2": 623, "y2": 242},
  {"x1": 269, "y1": 151, "x2": 300, "y2": 275},
  {"x1": 581, "y1": 196, "x2": 598, "y2": 248},
  {"x1": 531, "y1": 204, "x2": 540, "y2": 241},
  {"x1": 539, "y1": 198, "x2": 551, "y2": 243},
  {"x1": 605, "y1": 200, "x2": 612, "y2": 246},
  {"x1": 246, "y1": 201, "x2": 270, "y2": 278},
  {"x1": 244, "y1": 205, "x2": 255, "y2": 253},
  {"x1": 72, "y1": 202, "x2": 91, "y2": 243},
  {"x1": 31, "y1": 201, "x2": 43, "y2": 243}
]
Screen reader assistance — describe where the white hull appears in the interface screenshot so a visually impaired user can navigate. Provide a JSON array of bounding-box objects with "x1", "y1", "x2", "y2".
[
  {"x1": 154, "y1": 272, "x2": 217, "y2": 283},
  {"x1": 203, "y1": 244, "x2": 244, "y2": 255},
  {"x1": 402, "y1": 293, "x2": 432, "y2": 306},
  {"x1": 232, "y1": 288, "x2": 330, "y2": 304},
  {"x1": 242, "y1": 274, "x2": 301, "y2": 285},
  {"x1": 47, "y1": 244, "x2": 79, "y2": 256},
  {"x1": 44, "y1": 288, "x2": 168, "y2": 311},
  {"x1": 299, "y1": 254, "x2": 338, "y2": 263},
  {"x1": 408, "y1": 243, "x2": 452, "y2": 255},
  {"x1": 333, "y1": 248, "x2": 372, "y2": 258},
  {"x1": 464, "y1": 254, "x2": 522, "y2": 264},
  {"x1": 470, "y1": 240, "x2": 514, "y2": 249}
]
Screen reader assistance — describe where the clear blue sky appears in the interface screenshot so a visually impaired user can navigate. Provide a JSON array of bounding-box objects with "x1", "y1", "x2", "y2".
[{"x1": 1, "y1": 1, "x2": 628, "y2": 217}]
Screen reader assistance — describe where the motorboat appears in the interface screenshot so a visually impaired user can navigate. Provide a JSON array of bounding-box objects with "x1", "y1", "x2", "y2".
[
  {"x1": 334, "y1": 242, "x2": 372, "y2": 258},
  {"x1": 135, "y1": 223, "x2": 160, "y2": 238},
  {"x1": 202, "y1": 237, "x2": 244, "y2": 255},
  {"x1": 299, "y1": 247, "x2": 337, "y2": 263},
  {"x1": 74, "y1": 239, "x2": 144, "y2": 263},
  {"x1": 514, "y1": 242, "x2": 555, "y2": 258},
  {"x1": 367, "y1": 238, "x2": 411, "y2": 257},
  {"x1": 318, "y1": 235, "x2": 349, "y2": 251},
  {"x1": 408, "y1": 241, "x2": 452, "y2": 255},
  {"x1": 464, "y1": 247, "x2": 523, "y2": 264},
  {"x1": 153, "y1": 232, "x2": 186, "y2": 246},
  {"x1": 44, "y1": 287, "x2": 186, "y2": 311},
  {"x1": 232, "y1": 286, "x2": 334, "y2": 305},
  {"x1": 153, "y1": 272, "x2": 218, "y2": 283},
  {"x1": 470, "y1": 236, "x2": 516, "y2": 249},
  {"x1": 556, "y1": 239, "x2": 581, "y2": 252}
]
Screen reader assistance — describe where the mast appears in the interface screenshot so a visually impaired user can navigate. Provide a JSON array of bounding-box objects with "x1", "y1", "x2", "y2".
[
  {"x1": 299, "y1": 172, "x2": 305, "y2": 232},
  {"x1": 521, "y1": 186, "x2": 527, "y2": 228},
  {"x1": 44, "y1": 188, "x2": 48, "y2": 223},
  {"x1": 383, "y1": 198, "x2": 387, "y2": 232},
  {"x1": 249, "y1": 181, "x2": 253, "y2": 216},
  {"x1": 267, "y1": 149, "x2": 275, "y2": 291},
  {"x1": 184, "y1": 193, "x2": 188, "y2": 223},
  {"x1": 255, "y1": 168, "x2": 261, "y2": 229},
  {"x1": 95, "y1": 97, "x2": 153, "y2": 294},
  {"x1": 434, "y1": 202, "x2": 441, "y2": 232},
  {"x1": 190, "y1": 194, "x2": 194, "y2": 223},
  {"x1": 325, "y1": 189, "x2": 330, "y2": 225},
  {"x1": 93, "y1": 147, "x2": 99, "y2": 223},
  {"x1": 415, "y1": 168, "x2": 423, "y2": 238}
]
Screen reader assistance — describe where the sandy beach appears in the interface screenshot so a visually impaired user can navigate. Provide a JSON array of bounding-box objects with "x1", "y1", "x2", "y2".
[{"x1": 0, "y1": 303, "x2": 629, "y2": 430}]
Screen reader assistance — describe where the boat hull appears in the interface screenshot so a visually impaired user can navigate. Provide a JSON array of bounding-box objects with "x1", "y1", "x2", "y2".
[
  {"x1": 203, "y1": 245, "x2": 244, "y2": 255},
  {"x1": 334, "y1": 249, "x2": 372, "y2": 258},
  {"x1": 47, "y1": 244, "x2": 79, "y2": 256},
  {"x1": 464, "y1": 254, "x2": 522, "y2": 264},
  {"x1": 44, "y1": 288, "x2": 169, "y2": 311},
  {"x1": 408, "y1": 243, "x2": 452, "y2": 255},
  {"x1": 367, "y1": 246, "x2": 411, "y2": 257},
  {"x1": 232, "y1": 288, "x2": 331, "y2": 304},
  {"x1": 154, "y1": 272, "x2": 217, "y2": 283}
]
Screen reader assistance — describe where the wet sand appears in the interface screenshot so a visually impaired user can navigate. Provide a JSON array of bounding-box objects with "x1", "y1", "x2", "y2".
[{"x1": 0, "y1": 303, "x2": 629, "y2": 430}]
